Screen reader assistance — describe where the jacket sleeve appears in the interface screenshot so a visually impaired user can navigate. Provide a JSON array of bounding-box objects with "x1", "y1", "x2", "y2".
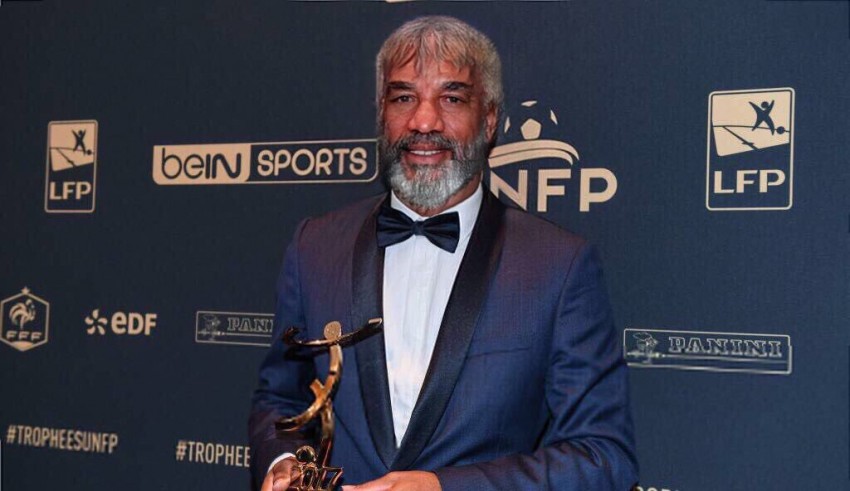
[
  {"x1": 248, "y1": 218, "x2": 318, "y2": 490},
  {"x1": 433, "y1": 243, "x2": 639, "y2": 491}
]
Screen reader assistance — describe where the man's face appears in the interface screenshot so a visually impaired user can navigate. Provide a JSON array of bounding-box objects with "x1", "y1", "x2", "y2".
[{"x1": 379, "y1": 58, "x2": 497, "y2": 211}]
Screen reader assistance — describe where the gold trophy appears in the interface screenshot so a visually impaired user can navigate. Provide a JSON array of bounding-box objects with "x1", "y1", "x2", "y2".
[{"x1": 275, "y1": 318, "x2": 383, "y2": 491}]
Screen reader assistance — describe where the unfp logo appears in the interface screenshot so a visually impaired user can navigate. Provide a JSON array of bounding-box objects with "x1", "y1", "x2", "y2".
[
  {"x1": 487, "y1": 100, "x2": 617, "y2": 213},
  {"x1": 85, "y1": 309, "x2": 157, "y2": 336},
  {"x1": 706, "y1": 88, "x2": 794, "y2": 210},
  {"x1": 0, "y1": 287, "x2": 50, "y2": 352},
  {"x1": 45, "y1": 120, "x2": 98, "y2": 213},
  {"x1": 152, "y1": 139, "x2": 377, "y2": 185}
]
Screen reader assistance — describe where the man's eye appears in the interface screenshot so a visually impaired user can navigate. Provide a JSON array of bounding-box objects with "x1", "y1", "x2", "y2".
[
  {"x1": 444, "y1": 96, "x2": 463, "y2": 104},
  {"x1": 392, "y1": 95, "x2": 413, "y2": 103}
]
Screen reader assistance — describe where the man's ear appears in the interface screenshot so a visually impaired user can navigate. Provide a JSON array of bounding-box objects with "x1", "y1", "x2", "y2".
[
  {"x1": 485, "y1": 104, "x2": 498, "y2": 143},
  {"x1": 377, "y1": 99, "x2": 386, "y2": 128}
]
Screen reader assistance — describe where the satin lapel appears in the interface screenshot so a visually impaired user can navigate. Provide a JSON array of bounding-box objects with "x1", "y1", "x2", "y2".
[
  {"x1": 352, "y1": 195, "x2": 397, "y2": 469},
  {"x1": 391, "y1": 192, "x2": 506, "y2": 471}
]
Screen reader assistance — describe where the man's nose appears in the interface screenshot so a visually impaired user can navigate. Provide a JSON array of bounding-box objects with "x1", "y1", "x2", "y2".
[{"x1": 407, "y1": 99, "x2": 445, "y2": 133}]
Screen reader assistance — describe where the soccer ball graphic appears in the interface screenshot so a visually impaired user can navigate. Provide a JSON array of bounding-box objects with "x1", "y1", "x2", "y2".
[
  {"x1": 490, "y1": 100, "x2": 579, "y2": 170},
  {"x1": 503, "y1": 100, "x2": 559, "y2": 141}
]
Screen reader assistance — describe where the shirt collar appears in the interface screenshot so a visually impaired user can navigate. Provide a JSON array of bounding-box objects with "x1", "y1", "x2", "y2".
[{"x1": 390, "y1": 183, "x2": 483, "y2": 242}]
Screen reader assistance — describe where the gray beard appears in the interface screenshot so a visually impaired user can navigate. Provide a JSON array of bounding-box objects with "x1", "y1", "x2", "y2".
[{"x1": 379, "y1": 128, "x2": 490, "y2": 211}]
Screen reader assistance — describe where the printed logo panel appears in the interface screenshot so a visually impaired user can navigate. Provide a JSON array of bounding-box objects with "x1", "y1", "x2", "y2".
[
  {"x1": 153, "y1": 139, "x2": 377, "y2": 185},
  {"x1": 0, "y1": 287, "x2": 50, "y2": 352},
  {"x1": 195, "y1": 311, "x2": 273, "y2": 347},
  {"x1": 85, "y1": 309, "x2": 157, "y2": 336},
  {"x1": 488, "y1": 100, "x2": 617, "y2": 213},
  {"x1": 5, "y1": 423, "x2": 118, "y2": 455},
  {"x1": 152, "y1": 143, "x2": 251, "y2": 184},
  {"x1": 624, "y1": 328, "x2": 792, "y2": 375},
  {"x1": 45, "y1": 120, "x2": 98, "y2": 213},
  {"x1": 706, "y1": 88, "x2": 794, "y2": 211},
  {"x1": 174, "y1": 439, "x2": 250, "y2": 467}
]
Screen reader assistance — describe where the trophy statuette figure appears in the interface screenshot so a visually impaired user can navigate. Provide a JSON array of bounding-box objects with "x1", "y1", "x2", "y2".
[{"x1": 274, "y1": 318, "x2": 383, "y2": 491}]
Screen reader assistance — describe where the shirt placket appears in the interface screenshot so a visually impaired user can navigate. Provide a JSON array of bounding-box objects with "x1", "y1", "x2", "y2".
[{"x1": 397, "y1": 235, "x2": 439, "y2": 440}]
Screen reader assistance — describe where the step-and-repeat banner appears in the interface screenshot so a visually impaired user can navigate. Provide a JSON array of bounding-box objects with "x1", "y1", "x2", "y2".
[{"x1": 2, "y1": 1, "x2": 848, "y2": 490}]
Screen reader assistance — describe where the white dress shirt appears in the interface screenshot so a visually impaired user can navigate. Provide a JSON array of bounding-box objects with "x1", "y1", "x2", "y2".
[{"x1": 383, "y1": 184, "x2": 482, "y2": 445}]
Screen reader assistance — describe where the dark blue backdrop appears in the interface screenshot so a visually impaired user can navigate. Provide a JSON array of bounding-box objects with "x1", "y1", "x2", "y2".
[{"x1": 1, "y1": 1, "x2": 849, "y2": 490}]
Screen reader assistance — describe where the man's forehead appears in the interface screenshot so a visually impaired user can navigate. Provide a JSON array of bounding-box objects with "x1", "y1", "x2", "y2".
[{"x1": 386, "y1": 57, "x2": 476, "y2": 85}]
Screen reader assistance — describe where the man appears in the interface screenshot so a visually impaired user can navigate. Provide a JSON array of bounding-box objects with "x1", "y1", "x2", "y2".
[{"x1": 250, "y1": 16, "x2": 637, "y2": 491}]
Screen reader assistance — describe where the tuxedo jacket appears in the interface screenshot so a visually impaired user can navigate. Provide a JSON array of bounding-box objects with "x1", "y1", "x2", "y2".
[{"x1": 249, "y1": 191, "x2": 638, "y2": 490}]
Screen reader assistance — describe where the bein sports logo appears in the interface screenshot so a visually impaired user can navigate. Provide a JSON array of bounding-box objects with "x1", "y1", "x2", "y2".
[
  {"x1": 152, "y1": 139, "x2": 377, "y2": 185},
  {"x1": 624, "y1": 328, "x2": 792, "y2": 375},
  {"x1": 488, "y1": 100, "x2": 617, "y2": 213},
  {"x1": 45, "y1": 120, "x2": 98, "y2": 213},
  {"x1": 0, "y1": 287, "x2": 50, "y2": 352},
  {"x1": 706, "y1": 88, "x2": 794, "y2": 211}
]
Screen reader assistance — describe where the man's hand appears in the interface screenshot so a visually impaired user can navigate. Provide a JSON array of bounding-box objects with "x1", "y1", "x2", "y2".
[
  {"x1": 260, "y1": 457, "x2": 300, "y2": 491},
  {"x1": 341, "y1": 471, "x2": 441, "y2": 491}
]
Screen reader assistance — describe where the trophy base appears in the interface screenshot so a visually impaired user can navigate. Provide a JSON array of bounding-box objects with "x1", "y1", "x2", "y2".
[{"x1": 288, "y1": 445, "x2": 343, "y2": 491}]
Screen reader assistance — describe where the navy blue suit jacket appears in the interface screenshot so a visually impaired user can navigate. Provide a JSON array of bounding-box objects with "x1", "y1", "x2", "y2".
[{"x1": 249, "y1": 191, "x2": 638, "y2": 490}]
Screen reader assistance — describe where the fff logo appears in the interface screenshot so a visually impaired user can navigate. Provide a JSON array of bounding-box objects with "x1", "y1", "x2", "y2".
[{"x1": 1, "y1": 287, "x2": 50, "y2": 352}]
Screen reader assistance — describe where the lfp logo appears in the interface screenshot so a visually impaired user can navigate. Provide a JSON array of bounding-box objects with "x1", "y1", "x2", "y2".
[
  {"x1": 706, "y1": 88, "x2": 794, "y2": 211},
  {"x1": 487, "y1": 100, "x2": 617, "y2": 213},
  {"x1": 45, "y1": 120, "x2": 98, "y2": 213}
]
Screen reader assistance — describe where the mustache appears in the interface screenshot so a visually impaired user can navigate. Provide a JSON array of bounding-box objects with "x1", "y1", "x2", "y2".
[{"x1": 391, "y1": 133, "x2": 459, "y2": 153}]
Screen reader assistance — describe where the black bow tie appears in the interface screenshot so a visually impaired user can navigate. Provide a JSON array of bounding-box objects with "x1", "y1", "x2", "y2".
[{"x1": 376, "y1": 205, "x2": 460, "y2": 253}]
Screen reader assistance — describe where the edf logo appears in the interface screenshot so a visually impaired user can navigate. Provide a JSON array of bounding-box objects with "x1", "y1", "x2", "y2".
[
  {"x1": 706, "y1": 88, "x2": 794, "y2": 211},
  {"x1": 85, "y1": 309, "x2": 157, "y2": 336}
]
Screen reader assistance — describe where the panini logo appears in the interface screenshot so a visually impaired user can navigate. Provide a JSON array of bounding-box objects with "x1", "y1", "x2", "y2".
[
  {"x1": 153, "y1": 139, "x2": 377, "y2": 185},
  {"x1": 624, "y1": 328, "x2": 792, "y2": 375},
  {"x1": 195, "y1": 311, "x2": 273, "y2": 347}
]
